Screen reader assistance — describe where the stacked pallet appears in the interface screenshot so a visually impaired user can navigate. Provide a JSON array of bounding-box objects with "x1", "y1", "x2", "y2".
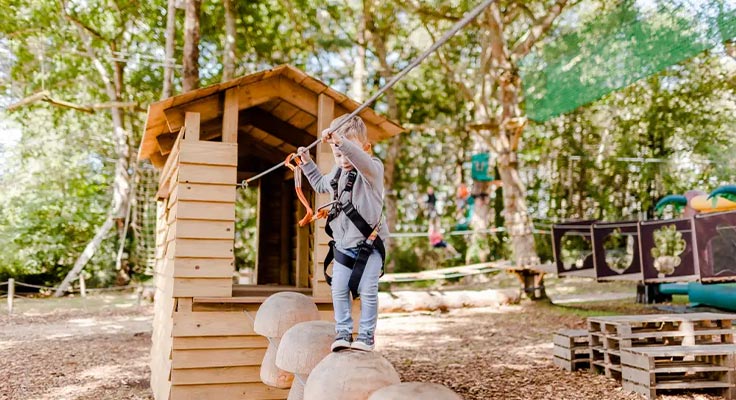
[
  {"x1": 588, "y1": 313, "x2": 736, "y2": 381},
  {"x1": 553, "y1": 329, "x2": 591, "y2": 372},
  {"x1": 621, "y1": 345, "x2": 735, "y2": 399}
]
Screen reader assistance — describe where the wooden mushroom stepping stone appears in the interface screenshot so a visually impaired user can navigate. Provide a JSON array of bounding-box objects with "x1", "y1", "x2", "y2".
[
  {"x1": 276, "y1": 320, "x2": 336, "y2": 400},
  {"x1": 553, "y1": 329, "x2": 591, "y2": 372},
  {"x1": 304, "y1": 350, "x2": 400, "y2": 400},
  {"x1": 254, "y1": 292, "x2": 321, "y2": 389},
  {"x1": 621, "y1": 344, "x2": 736, "y2": 400},
  {"x1": 368, "y1": 382, "x2": 463, "y2": 399}
]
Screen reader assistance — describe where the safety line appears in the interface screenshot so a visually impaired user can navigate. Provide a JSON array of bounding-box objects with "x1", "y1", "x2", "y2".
[{"x1": 240, "y1": 0, "x2": 497, "y2": 188}]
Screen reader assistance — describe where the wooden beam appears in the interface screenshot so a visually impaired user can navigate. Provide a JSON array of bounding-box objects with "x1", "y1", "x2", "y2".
[
  {"x1": 279, "y1": 76, "x2": 318, "y2": 116},
  {"x1": 157, "y1": 133, "x2": 178, "y2": 155},
  {"x1": 314, "y1": 94, "x2": 335, "y2": 293},
  {"x1": 317, "y1": 94, "x2": 334, "y2": 157},
  {"x1": 222, "y1": 88, "x2": 239, "y2": 143},
  {"x1": 240, "y1": 108, "x2": 314, "y2": 148},
  {"x1": 158, "y1": 117, "x2": 220, "y2": 155},
  {"x1": 237, "y1": 127, "x2": 288, "y2": 164},
  {"x1": 184, "y1": 112, "x2": 200, "y2": 141}
]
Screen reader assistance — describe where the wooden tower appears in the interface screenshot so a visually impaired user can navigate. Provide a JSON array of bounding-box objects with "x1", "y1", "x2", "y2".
[{"x1": 138, "y1": 65, "x2": 403, "y2": 400}]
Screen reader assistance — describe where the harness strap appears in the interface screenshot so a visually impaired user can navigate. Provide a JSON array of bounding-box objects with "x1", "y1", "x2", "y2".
[
  {"x1": 322, "y1": 168, "x2": 385, "y2": 299},
  {"x1": 323, "y1": 239, "x2": 385, "y2": 299}
]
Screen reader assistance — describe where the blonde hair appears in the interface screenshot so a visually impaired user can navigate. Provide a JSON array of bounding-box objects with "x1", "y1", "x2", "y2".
[{"x1": 330, "y1": 114, "x2": 368, "y2": 144}]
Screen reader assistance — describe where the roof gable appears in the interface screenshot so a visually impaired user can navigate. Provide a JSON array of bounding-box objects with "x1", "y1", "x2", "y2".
[{"x1": 139, "y1": 65, "x2": 403, "y2": 167}]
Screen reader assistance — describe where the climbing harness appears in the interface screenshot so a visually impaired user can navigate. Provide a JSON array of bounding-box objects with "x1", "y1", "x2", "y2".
[{"x1": 322, "y1": 169, "x2": 386, "y2": 299}]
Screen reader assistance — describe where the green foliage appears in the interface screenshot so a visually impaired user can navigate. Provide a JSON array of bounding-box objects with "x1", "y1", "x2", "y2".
[
  {"x1": 521, "y1": 0, "x2": 736, "y2": 121},
  {"x1": 651, "y1": 224, "x2": 686, "y2": 275},
  {"x1": 0, "y1": 108, "x2": 116, "y2": 284},
  {"x1": 234, "y1": 188, "x2": 258, "y2": 272},
  {"x1": 1, "y1": 0, "x2": 735, "y2": 287},
  {"x1": 603, "y1": 229, "x2": 635, "y2": 272},
  {"x1": 559, "y1": 234, "x2": 592, "y2": 270}
]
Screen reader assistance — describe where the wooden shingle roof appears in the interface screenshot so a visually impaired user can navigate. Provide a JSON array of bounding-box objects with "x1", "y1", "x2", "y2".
[{"x1": 139, "y1": 65, "x2": 404, "y2": 168}]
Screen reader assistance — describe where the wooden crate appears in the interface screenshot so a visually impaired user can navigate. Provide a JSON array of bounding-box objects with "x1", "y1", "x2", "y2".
[
  {"x1": 588, "y1": 313, "x2": 736, "y2": 381},
  {"x1": 621, "y1": 344, "x2": 736, "y2": 400},
  {"x1": 553, "y1": 329, "x2": 591, "y2": 372}
]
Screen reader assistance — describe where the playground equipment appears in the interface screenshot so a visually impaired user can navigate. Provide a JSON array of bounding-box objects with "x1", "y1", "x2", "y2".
[
  {"x1": 551, "y1": 186, "x2": 736, "y2": 295},
  {"x1": 367, "y1": 382, "x2": 462, "y2": 400},
  {"x1": 660, "y1": 282, "x2": 736, "y2": 312},
  {"x1": 138, "y1": 65, "x2": 403, "y2": 400},
  {"x1": 276, "y1": 320, "x2": 336, "y2": 400},
  {"x1": 303, "y1": 350, "x2": 401, "y2": 400},
  {"x1": 254, "y1": 292, "x2": 320, "y2": 388}
]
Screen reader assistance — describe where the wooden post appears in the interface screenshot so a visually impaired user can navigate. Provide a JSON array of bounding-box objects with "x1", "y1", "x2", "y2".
[
  {"x1": 313, "y1": 94, "x2": 335, "y2": 296},
  {"x1": 7, "y1": 278, "x2": 14, "y2": 315},
  {"x1": 183, "y1": 112, "x2": 200, "y2": 141},
  {"x1": 222, "y1": 88, "x2": 239, "y2": 143},
  {"x1": 79, "y1": 274, "x2": 87, "y2": 298}
]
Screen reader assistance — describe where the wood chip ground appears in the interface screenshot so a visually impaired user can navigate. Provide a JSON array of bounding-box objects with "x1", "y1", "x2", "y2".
[{"x1": 0, "y1": 293, "x2": 727, "y2": 400}]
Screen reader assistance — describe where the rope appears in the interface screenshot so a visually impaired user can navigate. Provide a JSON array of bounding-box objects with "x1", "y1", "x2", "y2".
[
  {"x1": 388, "y1": 227, "x2": 550, "y2": 238},
  {"x1": 5, "y1": 280, "x2": 134, "y2": 292},
  {"x1": 241, "y1": 0, "x2": 497, "y2": 188},
  {"x1": 14, "y1": 281, "x2": 57, "y2": 290}
]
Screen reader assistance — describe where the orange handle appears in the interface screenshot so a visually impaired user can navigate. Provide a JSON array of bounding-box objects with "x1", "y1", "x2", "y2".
[{"x1": 286, "y1": 153, "x2": 315, "y2": 227}]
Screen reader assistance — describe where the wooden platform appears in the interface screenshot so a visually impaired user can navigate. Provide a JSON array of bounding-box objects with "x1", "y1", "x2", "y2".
[
  {"x1": 553, "y1": 329, "x2": 590, "y2": 372},
  {"x1": 588, "y1": 313, "x2": 736, "y2": 381},
  {"x1": 621, "y1": 344, "x2": 736, "y2": 399}
]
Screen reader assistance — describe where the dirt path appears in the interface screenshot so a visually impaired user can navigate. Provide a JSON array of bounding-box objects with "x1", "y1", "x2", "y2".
[
  {"x1": 377, "y1": 304, "x2": 636, "y2": 400},
  {"x1": 1, "y1": 308, "x2": 153, "y2": 400},
  {"x1": 1, "y1": 294, "x2": 726, "y2": 400}
]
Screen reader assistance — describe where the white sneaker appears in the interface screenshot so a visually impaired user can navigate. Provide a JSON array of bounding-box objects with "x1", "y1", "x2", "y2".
[
  {"x1": 331, "y1": 332, "x2": 353, "y2": 352},
  {"x1": 351, "y1": 334, "x2": 375, "y2": 351}
]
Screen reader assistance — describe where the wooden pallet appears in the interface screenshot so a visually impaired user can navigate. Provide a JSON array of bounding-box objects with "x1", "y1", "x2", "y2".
[
  {"x1": 553, "y1": 329, "x2": 590, "y2": 371},
  {"x1": 621, "y1": 344, "x2": 736, "y2": 400},
  {"x1": 587, "y1": 313, "x2": 736, "y2": 380}
]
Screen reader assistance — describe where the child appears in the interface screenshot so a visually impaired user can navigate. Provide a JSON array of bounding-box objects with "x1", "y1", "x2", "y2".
[
  {"x1": 298, "y1": 114, "x2": 388, "y2": 352},
  {"x1": 425, "y1": 187, "x2": 437, "y2": 218},
  {"x1": 429, "y1": 221, "x2": 460, "y2": 258},
  {"x1": 455, "y1": 182, "x2": 470, "y2": 219}
]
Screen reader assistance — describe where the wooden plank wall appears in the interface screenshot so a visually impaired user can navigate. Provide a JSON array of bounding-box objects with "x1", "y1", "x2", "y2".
[
  {"x1": 151, "y1": 112, "x2": 239, "y2": 400},
  {"x1": 151, "y1": 198, "x2": 175, "y2": 400},
  {"x1": 167, "y1": 299, "x2": 356, "y2": 400},
  {"x1": 170, "y1": 140, "x2": 237, "y2": 297},
  {"x1": 170, "y1": 302, "x2": 289, "y2": 400}
]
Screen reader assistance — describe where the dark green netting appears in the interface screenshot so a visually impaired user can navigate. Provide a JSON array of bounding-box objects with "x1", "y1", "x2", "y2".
[{"x1": 520, "y1": 0, "x2": 736, "y2": 122}]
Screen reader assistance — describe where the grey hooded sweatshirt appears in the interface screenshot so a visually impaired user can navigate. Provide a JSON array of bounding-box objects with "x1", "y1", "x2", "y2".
[{"x1": 301, "y1": 139, "x2": 389, "y2": 252}]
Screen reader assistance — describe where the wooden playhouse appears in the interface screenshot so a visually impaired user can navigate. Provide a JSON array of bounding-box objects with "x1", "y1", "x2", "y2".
[{"x1": 138, "y1": 65, "x2": 403, "y2": 400}]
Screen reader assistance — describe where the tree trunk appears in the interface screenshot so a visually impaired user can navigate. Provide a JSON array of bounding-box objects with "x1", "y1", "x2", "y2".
[
  {"x1": 469, "y1": 180, "x2": 492, "y2": 263},
  {"x1": 222, "y1": 0, "x2": 237, "y2": 81},
  {"x1": 56, "y1": 19, "x2": 131, "y2": 296},
  {"x1": 494, "y1": 65, "x2": 539, "y2": 268},
  {"x1": 55, "y1": 217, "x2": 116, "y2": 296},
  {"x1": 162, "y1": 0, "x2": 177, "y2": 98},
  {"x1": 350, "y1": 2, "x2": 367, "y2": 102},
  {"x1": 183, "y1": 0, "x2": 201, "y2": 92},
  {"x1": 496, "y1": 153, "x2": 537, "y2": 266}
]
